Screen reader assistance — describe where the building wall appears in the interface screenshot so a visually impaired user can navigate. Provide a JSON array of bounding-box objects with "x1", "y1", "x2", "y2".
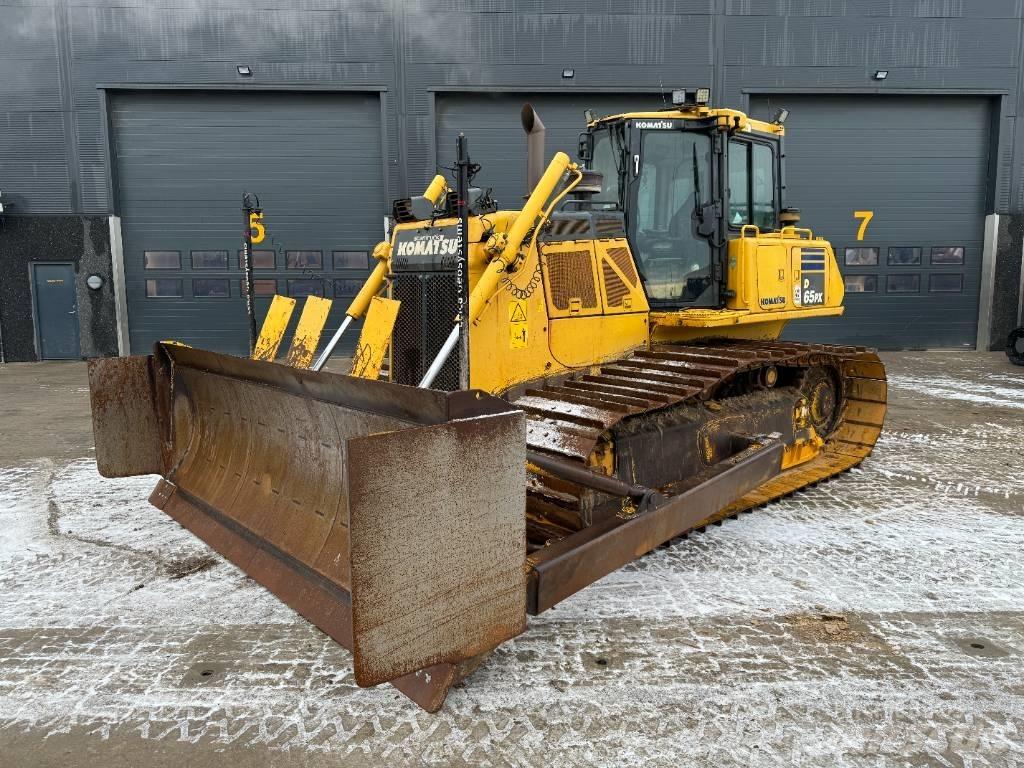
[
  {"x1": 0, "y1": 216, "x2": 118, "y2": 362},
  {"x1": 993, "y1": 214, "x2": 1024, "y2": 348},
  {"x1": 2, "y1": 0, "x2": 1023, "y2": 354}
]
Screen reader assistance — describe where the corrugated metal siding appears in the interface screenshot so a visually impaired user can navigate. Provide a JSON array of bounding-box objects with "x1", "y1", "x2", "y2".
[
  {"x1": 0, "y1": 4, "x2": 70, "y2": 214},
  {"x1": 111, "y1": 90, "x2": 384, "y2": 355},
  {"x1": 751, "y1": 94, "x2": 991, "y2": 349},
  {"x1": 0, "y1": 1, "x2": 1021, "y2": 349},
  {"x1": 3, "y1": 1, "x2": 1017, "y2": 215},
  {"x1": 64, "y1": 2, "x2": 397, "y2": 214},
  {"x1": 726, "y1": 1, "x2": 1020, "y2": 18},
  {"x1": 725, "y1": 16, "x2": 1017, "y2": 68},
  {"x1": 0, "y1": 110, "x2": 72, "y2": 214},
  {"x1": 67, "y1": 5, "x2": 391, "y2": 62}
]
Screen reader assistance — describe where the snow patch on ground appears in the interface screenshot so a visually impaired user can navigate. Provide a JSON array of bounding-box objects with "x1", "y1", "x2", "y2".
[
  {"x1": 888, "y1": 370, "x2": 1024, "y2": 410},
  {"x1": 1, "y1": 358, "x2": 1023, "y2": 765},
  {"x1": 0, "y1": 462, "x2": 55, "y2": 558}
]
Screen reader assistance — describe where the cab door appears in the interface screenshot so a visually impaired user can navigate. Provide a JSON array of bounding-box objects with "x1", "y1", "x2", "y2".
[{"x1": 626, "y1": 121, "x2": 719, "y2": 307}]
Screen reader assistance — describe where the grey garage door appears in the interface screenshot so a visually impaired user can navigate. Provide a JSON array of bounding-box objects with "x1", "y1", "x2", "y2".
[
  {"x1": 751, "y1": 94, "x2": 992, "y2": 349},
  {"x1": 436, "y1": 92, "x2": 660, "y2": 209},
  {"x1": 112, "y1": 90, "x2": 385, "y2": 357}
]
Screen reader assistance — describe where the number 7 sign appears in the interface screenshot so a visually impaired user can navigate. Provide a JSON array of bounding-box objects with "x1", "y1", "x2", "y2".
[{"x1": 854, "y1": 210, "x2": 873, "y2": 241}]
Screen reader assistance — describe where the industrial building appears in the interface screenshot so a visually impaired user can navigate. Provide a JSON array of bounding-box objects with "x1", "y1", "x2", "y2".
[{"x1": 1, "y1": 1, "x2": 1022, "y2": 361}]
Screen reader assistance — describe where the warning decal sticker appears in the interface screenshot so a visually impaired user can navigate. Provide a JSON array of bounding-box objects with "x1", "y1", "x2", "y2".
[{"x1": 509, "y1": 300, "x2": 528, "y2": 349}]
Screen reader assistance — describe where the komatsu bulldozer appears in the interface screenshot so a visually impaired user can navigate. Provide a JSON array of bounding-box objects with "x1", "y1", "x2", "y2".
[{"x1": 88, "y1": 91, "x2": 886, "y2": 711}]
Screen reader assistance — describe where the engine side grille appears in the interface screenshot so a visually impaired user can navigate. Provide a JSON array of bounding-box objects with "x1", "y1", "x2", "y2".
[
  {"x1": 602, "y1": 261, "x2": 630, "y2": 307},
  {"x1": 594, "y1": 215, "x2": 626, "y2": 237},
  {"x1": 606, "y1": 246, "x2": 639, "y2": 286},
  {"x1": 548, "y1": 218, "x2": 591, "y2": 238},
  {"x1": 545, "y1": 249, "x2": 597, "y2": 311},
  {"x1": 539, "y1": 212, "x2": 625, "y2": 242},
  {"x1": 390, "y1": 272, "x2": 461, "y2": 391}
]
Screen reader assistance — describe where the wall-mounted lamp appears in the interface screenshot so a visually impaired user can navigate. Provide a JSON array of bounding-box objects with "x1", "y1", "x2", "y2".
[
  {"x1": 0, "y1": 189, "x2": 5, "y2": 214},
  {"x1": 562, "y1": 68, "x2": 575, "y2": 79},
  {"x1": 873, "y1": 70, "x2": 888, "y2": 80},
  {"x1": 86, "y1": 274, "x2": 105, "y2": 290},
  {"x1": 237, "y1": 65, "x2": 253, "y2": 77}
]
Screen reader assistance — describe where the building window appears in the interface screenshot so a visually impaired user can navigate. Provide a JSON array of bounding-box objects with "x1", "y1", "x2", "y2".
[
  {"x1": 288, "y1": 279, "x2": 324, "y2": 297},
  {"x1": 844, "y1": 275, "x2": 877, "y2": 293},
  {"x1": 239, "y1": 250, "x2": 276, "y2": 269},
  {"x1": 929, "y1": 274, "x2": 963, "y2": 293},
  {"x1": 887, "y1": 247, "x2": 921, "y2": 266},
  {"x1": 930, "y1": 246, "x2": 964, "y2": 265},
  {"x1": 144, "y1": 251, "x2": 180, "y2": 269},
  {"x1": 333, "y1": 278, "x2": 364, "y2": 297},
  {"x1": 191, "y1": 250, "x2": 229, "y2": 269},
  {"x1": 240, "y1": 279, "x2": 278, "y2": 296},
  {"x1": 886, "y1": 274, "x2": 920, "y2": 293},
  {"x1": 146, "y1": 278, "x2": 182, "y2": 297},
  {"x1": 286, "y1": 250, "x2": 323, "y2": 270},
  {"x1": 333, "y1": 251, "x2": 369, "y2": 270},
  {"x1": 193, "y1": 278, "x2": 230, "y2": 298},
  {"x1": 844, "y1": 247, "x2": 878, "y2": 266}
]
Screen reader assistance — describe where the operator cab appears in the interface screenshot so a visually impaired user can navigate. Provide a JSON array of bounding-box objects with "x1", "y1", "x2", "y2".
[{"x1": 579, "y1": 91, "x2": 784, "y2": 310}]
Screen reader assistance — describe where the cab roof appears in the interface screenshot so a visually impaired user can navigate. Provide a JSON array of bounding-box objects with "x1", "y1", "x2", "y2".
[{"x1": 590, "y1": 106, "x2": 783, "y2": 137}]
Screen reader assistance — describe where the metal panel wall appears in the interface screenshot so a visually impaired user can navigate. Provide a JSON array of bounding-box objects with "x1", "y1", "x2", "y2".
[
  {"x1": 751, "y1": 94, "x2": 991, "y2": 349},
  {"x1": 0, "y1": 1, "x2": 398, "y2": 215},
  {"x1": 1, "y1": 1, "x2": 1021, "y2": 214},
  {"x1": 0, "y1": 5, "x2": 70, "y2": 213},
  {"x1": 111, "y1": 90, "x2": 384, "y2": 355},
  {"x1": 2, "y1": 1, "x2": 1024, "y2": 350}
]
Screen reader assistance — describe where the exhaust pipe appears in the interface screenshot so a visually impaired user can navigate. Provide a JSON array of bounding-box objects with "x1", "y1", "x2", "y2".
[{"x1": 521, "y1": 103, "x2": 546, "y2": 196}]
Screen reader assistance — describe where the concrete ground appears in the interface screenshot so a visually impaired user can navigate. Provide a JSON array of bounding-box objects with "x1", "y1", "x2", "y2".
[{"x1": 0, "y1": 352, "x2": 1022, "y2": 767}]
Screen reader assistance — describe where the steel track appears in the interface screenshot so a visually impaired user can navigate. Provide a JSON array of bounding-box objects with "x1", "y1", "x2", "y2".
[{"x1": 508, "y1": 340, "x2": 888, "y2": 546}]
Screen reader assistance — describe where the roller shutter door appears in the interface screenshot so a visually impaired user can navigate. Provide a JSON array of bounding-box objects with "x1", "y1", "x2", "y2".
[
  {"x1": 750, "y1": 94, "x2": 992, "y2": 349},
  {"x1": 111, "y1": 90, "x2": 384, "y2": 356}
]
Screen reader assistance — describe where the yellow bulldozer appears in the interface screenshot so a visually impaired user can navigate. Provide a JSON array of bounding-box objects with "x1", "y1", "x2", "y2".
[{"x1": 88, "y1": 90, "x2": 886, "y2": 711}]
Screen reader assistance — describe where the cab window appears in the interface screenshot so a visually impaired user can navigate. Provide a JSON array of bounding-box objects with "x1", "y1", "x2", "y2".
[
  {"x1": 631, "y1": 129, "x2": 714, "y2": 306},
  {"x1": 728, "y1": 140, "x2": 776, "y2": 230},
  {"x1": 589, "y1": 129, "x2": 620, "y2": 205}
]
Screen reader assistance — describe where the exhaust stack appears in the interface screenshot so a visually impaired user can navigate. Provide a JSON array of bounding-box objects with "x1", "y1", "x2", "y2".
[{"x1": 521, "y1": 103, "x2": 546, "y2": 195}]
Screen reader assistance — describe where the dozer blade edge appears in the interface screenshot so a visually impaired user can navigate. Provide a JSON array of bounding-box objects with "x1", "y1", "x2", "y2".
[
  {"x1": 87, "y1": 343, "x2": 787, "y2": 711},
  {"x1": 88, "y1": 343, "x2": 526, "y2": 711}
]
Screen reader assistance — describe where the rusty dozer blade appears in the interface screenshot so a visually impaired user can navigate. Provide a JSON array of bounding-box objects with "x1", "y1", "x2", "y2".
[{"x1": 88, "y1": 343, "x2": 526, "y2": 711}]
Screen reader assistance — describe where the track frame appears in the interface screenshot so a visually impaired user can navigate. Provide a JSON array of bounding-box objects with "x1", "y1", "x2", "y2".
[{"x1": 515, "y1": 340, "x2": 888, "y2": 612}]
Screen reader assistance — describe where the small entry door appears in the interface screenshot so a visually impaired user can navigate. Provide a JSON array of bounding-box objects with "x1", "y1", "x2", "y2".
[{"x1": 31, "y1": 263, "x2": 80, "y2": 359}]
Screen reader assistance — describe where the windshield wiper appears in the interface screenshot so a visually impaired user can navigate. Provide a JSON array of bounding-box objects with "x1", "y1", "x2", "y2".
[{"x1": 691, "y1": 143, "x2": 719, "y2": 241}]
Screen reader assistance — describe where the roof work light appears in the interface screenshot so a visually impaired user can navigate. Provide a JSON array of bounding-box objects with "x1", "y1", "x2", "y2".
[{"x1": 671, "y1": 88, "x2": 711, "y2": 107}]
